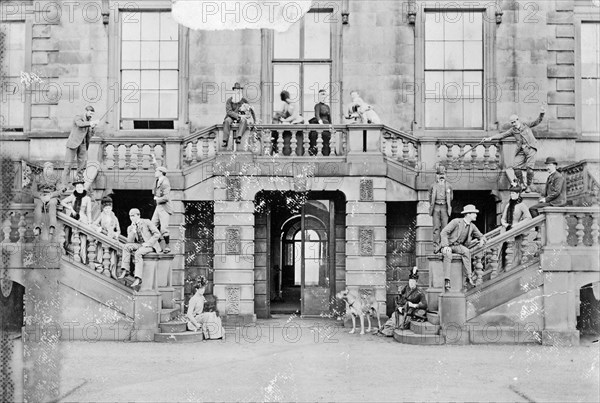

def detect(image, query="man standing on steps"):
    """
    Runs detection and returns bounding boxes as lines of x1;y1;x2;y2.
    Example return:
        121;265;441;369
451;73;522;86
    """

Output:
440;204;487;291
428;165;453;253
118;208;162;288
62;106;99;187
483;106;545;193
152;165;172;253
529;157;567;217
32;162;62;237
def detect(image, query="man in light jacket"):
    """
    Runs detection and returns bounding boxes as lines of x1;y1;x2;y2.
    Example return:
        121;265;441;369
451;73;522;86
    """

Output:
62;106;99;186
152;165;173;253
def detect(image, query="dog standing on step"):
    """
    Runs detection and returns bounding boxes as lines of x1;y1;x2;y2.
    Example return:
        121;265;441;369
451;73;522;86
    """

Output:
336;289;382;335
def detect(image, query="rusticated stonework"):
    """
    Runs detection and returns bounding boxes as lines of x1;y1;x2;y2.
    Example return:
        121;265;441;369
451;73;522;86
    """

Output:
359;227;374;256
226;286;241;315
226;177;242;201
360;179;374;201
226;227;241;254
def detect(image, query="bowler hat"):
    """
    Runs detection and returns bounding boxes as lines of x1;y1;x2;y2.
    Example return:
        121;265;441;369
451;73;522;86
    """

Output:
232;82;244;90
436;165;447;175
101;196;113;207
461;204;479;215
408;266;419;280
545;157;558;165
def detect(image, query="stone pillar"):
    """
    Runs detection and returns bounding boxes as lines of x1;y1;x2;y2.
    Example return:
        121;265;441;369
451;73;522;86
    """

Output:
344;178;387;317
212;176;256;324
438;256;469;344
168;189;186;305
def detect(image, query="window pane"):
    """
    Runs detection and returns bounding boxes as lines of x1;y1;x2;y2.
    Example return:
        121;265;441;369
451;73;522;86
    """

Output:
121;42;141;69
445;42;463;69
140;90;159;118
160;12;179;41
463;99;483;128
6;94;24;127
304;15;330;59
582;79;599;134
425;71;444;99
141;70;159;90
141;42;160;69
8;23;25;50
445;101;463;127
141;13;160;41
122;70;140;89
425;99;444;128
444;14;463;41
463;41;482;69
160;90;178;118
274;21;300;59
160;41;179;69
581;23;600;78
444;71;462;101
463;13;482;41
425;13;444;41
160;70;179;90
463;71;482;98
121;86;140;119
273;64;300;112
425;41;444;69
121;12;141;40
303;64;330;117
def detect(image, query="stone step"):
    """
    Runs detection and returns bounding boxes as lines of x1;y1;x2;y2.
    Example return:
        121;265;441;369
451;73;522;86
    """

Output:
159;321;187;334
469;326;542;345
427;312;440;325
410;321;440;335
393;329;445;345
160;308;180;323
154;331;205;343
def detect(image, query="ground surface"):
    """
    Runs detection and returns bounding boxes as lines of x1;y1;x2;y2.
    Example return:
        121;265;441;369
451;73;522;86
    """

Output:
47;316;600;402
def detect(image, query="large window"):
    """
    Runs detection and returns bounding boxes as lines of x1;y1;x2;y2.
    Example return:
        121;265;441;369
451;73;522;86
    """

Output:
272;10;332;119
120;11;179;123
424;10;484;129
1;21;25;130
581;22;600;136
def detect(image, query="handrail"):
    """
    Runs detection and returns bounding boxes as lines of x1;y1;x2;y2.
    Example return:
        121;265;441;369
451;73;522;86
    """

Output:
380;125;419;142
57;211;123;250
184;124;220;142
470;215;546;255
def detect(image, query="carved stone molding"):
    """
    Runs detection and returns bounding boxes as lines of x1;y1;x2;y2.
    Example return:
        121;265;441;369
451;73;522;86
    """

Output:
226;286;241;315
360;179;374;201
226;227;241;254
226;177;242;201
359;227;374;256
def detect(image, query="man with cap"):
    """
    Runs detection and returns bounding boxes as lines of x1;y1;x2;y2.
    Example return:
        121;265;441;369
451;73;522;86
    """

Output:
31;161;62;237
428;165;453;252
222;82;253;148
500;185;532;268
440;204;487;291
483;106;545;193
62;105;99;186
529;157;567;217
380;267;428;336
152;163;172;253
118;208;162;288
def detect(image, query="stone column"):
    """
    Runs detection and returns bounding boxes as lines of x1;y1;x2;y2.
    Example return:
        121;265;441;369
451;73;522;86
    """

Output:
212;176;256;324
344;178;387;318
168;189;185;305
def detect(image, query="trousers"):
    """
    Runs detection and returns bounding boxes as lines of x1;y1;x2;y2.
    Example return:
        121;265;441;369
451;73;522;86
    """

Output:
442;244;472;280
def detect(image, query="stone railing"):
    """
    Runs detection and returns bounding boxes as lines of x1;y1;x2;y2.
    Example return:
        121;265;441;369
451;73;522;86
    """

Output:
182;125;219;168
437;139;501;170
560;208;600;247
101;139;166;171
381;126;420;167
562;160;600;206
260;124;347;157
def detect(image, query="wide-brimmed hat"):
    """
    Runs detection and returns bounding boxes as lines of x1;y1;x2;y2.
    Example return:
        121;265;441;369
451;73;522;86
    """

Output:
156;166;167;174
232;82;244;90
461;204;479;215
72;177;85;185
408;266;419;280
545;157;558;165
101;196;113;207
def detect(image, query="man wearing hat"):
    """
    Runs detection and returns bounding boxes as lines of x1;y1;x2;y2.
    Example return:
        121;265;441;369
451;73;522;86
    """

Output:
529;157;567;217
380;267;428;336
500;185;532;268
440;204;487;290
428;165;453;252
483;106;545;193
222;82;253;148
152;164;172;253
118;208;162;288
31;162;62;236
62;105;99;186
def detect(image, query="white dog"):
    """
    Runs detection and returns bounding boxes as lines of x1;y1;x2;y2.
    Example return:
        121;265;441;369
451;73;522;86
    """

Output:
336;289;382;335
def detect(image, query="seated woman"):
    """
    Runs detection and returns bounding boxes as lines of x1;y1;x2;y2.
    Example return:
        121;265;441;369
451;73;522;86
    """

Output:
61;177;92;263
272;90;304;124
309;89;331;124
380;267;428;336
187;276;223;339
92;196;120;276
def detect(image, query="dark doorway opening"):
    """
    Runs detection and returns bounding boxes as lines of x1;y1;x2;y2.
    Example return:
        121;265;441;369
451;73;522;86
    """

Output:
578;283;600;339
0;280;25;334
451;190;498;234
111;190;154;236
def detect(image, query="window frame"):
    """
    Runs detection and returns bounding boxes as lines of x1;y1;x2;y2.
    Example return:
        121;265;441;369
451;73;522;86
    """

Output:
0;11;33;134
575;16;600;139
414;1;498;137
262;8;342;124
108;1;189;135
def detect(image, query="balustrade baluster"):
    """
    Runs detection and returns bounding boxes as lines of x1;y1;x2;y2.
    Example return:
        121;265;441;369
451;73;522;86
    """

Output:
191;140;199;163
330;129;338;156
576;214;585;246
505;239;514;272
72;229;81;263
591;216;599;246
124;145;132;170
489;245;499;279
88;239;98;271
137;143;143;169
103;145;110;170
392;138;399;159
521;230;530;264
58;225;67;253
458;146;465;170
470;145;477;170
381;134;387;156
445;143;453;164
316;131;324;156
290;130;298;156
474;255;484;285
483;145;490;170
18;213;27;243
202;138;210;160
2;213;12;242
277;130;284;156
412;142;419;167
401;141;409;164
102;243;111;275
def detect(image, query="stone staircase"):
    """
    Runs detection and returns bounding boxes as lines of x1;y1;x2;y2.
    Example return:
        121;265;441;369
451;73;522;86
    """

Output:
393;313;444;345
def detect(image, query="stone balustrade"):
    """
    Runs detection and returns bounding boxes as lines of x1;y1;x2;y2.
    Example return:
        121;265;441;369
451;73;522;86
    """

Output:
561;160;600;205
102;139;166;171
381;127;420;167
438;140;500;171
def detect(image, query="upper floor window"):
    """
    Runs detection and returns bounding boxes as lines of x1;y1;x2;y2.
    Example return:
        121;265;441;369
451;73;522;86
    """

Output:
1;21;25;131
424;11;483;129
581;22;600;136
272;10;332;119
120;11;179;126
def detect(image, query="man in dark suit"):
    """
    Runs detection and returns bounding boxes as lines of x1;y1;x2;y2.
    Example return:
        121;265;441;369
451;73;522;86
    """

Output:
530;157;567;217
152;165;173;253
428;165;453;252
440;204;486;291
223;82;252;148
62;106;98;186
118;208;162;288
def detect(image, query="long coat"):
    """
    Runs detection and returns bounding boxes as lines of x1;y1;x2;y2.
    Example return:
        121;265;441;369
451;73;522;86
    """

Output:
440;218;485;248
544;170;567;206
66;114;95;150
153;176;173;214
127;219;161;252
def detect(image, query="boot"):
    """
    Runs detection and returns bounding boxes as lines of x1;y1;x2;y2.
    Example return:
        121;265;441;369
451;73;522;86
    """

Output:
524;169;535;193
444;278;451;291
163;235;171;254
